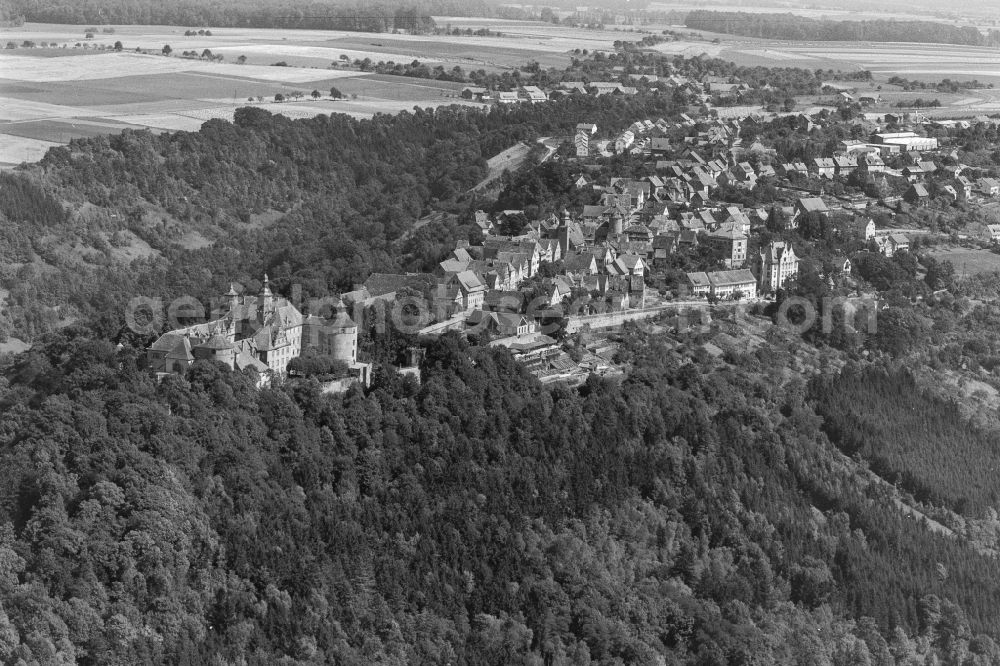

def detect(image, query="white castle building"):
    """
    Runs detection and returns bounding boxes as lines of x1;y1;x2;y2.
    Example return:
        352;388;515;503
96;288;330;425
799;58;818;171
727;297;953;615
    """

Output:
147;275;359;384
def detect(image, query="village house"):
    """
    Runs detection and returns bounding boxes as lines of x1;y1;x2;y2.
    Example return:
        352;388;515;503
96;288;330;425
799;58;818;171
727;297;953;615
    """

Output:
473;210;493;235
708;269;758;300
953;175;973;201
686;271;712;297
795;197;829;221
903;184;930;207
833;155;858;177
779;162;809;178
876;233;910;256
858;152;886;175
447;271;487;311
461;86;488;101
649;137;671;157
902;164;930;182
813;157;836;179
615;130;635;153
588;81;623;96
468;310;537;337
651;234;678;268
491;91;519;104
518;86;547;103
609;253;647;277
844;216;876;242
976;177;1000;197
557;82;588;95
704;225;748;268
564;251;599;275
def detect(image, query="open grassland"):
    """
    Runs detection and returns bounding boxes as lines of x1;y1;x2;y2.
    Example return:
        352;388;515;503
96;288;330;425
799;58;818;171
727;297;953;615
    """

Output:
928;247;1000;276
0;21;607;166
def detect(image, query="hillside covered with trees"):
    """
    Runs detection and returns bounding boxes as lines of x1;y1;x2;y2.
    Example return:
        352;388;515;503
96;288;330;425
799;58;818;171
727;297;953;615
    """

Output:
685;10;997;47
3;324;1000;663
0;0;436;32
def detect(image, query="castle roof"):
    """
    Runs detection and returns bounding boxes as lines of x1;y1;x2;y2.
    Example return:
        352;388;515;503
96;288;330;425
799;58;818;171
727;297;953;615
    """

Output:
194;334;234;351
165;337;193;361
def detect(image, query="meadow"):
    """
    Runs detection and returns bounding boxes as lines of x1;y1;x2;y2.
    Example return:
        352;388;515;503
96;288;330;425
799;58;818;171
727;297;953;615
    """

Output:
928;247;1000;276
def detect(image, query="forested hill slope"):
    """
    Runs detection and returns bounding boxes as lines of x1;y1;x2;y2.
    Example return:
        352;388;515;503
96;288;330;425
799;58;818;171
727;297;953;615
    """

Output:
685;10;994;47
0;0;436;32
0;95;677;343
2;326;1000;663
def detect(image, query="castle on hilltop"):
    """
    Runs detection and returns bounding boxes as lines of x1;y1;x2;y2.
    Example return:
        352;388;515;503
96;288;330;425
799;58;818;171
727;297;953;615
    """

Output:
146;275;360;385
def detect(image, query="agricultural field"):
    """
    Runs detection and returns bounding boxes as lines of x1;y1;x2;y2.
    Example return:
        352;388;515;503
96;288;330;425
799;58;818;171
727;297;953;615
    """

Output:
645;30;1000;116
648;2;955;24
0;21;614;167
711;40;1000;83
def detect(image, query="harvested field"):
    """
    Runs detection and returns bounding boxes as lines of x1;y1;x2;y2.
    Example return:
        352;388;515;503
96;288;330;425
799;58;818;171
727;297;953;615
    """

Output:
714;41;1000;83
0;22;582;165
211;43;434;65
0;133;59;166
327;74;467;101
0;119;147;142
0;52;361;83
0;25;516;167
0;97;94;122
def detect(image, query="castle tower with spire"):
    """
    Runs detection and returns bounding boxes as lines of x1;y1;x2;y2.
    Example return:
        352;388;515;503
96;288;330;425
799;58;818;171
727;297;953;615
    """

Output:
226;283;239;313
258;273;274;320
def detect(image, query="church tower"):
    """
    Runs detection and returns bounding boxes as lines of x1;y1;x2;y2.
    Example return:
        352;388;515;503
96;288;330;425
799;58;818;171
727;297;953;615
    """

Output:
557;208;572;257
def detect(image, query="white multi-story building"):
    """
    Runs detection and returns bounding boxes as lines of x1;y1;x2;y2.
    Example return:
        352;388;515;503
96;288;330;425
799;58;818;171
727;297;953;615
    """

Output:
758;242;799;293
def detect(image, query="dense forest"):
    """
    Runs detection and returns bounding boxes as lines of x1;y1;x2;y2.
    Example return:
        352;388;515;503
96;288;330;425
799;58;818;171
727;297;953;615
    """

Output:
0;0;436;32
2;323;1000;663
810;366;1000;516
685;10;997;47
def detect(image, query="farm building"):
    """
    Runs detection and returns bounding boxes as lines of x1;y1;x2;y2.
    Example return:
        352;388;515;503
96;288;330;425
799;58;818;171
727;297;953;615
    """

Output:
873;132;938;152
